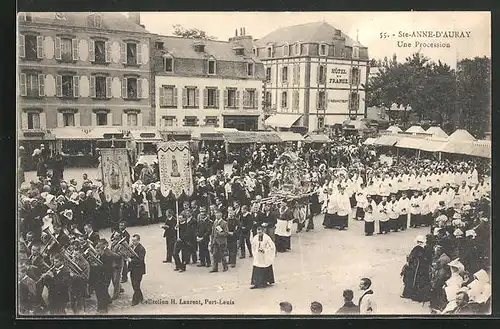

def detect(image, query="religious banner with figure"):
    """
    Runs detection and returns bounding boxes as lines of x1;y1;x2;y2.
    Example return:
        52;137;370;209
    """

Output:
100;148;133;203
157;142;194;199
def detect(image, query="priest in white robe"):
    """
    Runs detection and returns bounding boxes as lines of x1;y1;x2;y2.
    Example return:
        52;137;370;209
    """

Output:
250;225;276;289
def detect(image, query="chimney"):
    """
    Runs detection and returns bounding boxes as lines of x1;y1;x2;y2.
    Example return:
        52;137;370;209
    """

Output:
235;29;238;36
229;27;253;54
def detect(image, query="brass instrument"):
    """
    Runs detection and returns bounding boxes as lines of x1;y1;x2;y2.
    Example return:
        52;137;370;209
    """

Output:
112;236;139;259
62;248;88;280
83;240;103;267
40;228;59;256
36;265;56;284
29;253;52;271
19;274;37;295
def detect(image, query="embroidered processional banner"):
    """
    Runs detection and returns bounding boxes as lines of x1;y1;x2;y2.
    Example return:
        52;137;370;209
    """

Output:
100;148;133;203
157;142;194;199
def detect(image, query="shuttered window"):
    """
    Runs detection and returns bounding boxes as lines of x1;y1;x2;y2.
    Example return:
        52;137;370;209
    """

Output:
159;86;177;107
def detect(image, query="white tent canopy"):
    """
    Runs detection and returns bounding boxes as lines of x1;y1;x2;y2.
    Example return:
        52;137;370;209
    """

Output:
448;129;476;142
405;125;426;134
386;125;402;133
426;126;448;138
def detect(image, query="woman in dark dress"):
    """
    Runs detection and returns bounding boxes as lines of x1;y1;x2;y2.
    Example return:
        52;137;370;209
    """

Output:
400;235;431;302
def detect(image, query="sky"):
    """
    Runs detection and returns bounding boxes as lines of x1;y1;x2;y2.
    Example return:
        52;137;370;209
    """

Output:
133;11;490;69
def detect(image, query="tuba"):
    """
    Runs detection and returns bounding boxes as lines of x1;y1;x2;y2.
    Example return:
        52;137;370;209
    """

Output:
112;236;139;259
82;240;103;267
40;227;59;257
61;248;88;280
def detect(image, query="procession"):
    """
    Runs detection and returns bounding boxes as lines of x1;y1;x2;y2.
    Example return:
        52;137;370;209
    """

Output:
16;12;490;316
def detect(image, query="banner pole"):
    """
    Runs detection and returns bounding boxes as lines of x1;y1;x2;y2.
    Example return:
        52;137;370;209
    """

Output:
176;198;179;240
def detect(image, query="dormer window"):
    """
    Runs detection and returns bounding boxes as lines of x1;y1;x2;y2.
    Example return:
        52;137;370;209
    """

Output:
267;46;273;58
88;13;102;28
233;46;245;56
208;58;216;75
163;54;174;73
155;41;164;50
320;43;328;56
294;42;301;56
247;62;254;76
352;46;359;59
335;30;342;37
283;43;290;57
194;42;205;53
252;47;257;56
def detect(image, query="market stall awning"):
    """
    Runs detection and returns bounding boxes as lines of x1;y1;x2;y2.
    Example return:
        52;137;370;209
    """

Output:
426;126;448;138
342;120;368;131
396;137;423;150
200;132;225;141
50;127;124;140
448;129;476;142
265;114;302;129
386;125;403;133
363;137;377;145
277;131;304;142
419;138;448;152
373;134;403;146
441;140;491;158
129;130;162;142
224;131;282;144
470;140;491;158
405;125;426;134
304;134;331;143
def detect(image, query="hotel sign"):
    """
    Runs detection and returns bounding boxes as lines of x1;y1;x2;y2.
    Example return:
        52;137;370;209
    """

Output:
327;66;351;88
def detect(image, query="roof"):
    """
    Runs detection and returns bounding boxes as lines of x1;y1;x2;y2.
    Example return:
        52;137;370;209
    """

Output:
386;125;403;133
448;129;476;142
277;132;304;142
129;130;162;142
374;134;403;146
23;12;150;34
224;131;281;144
396;137;423;150
50;127;125;140
426;126;448;138
265;114;302;129
363;137;377;145
342;120;368;130
304;134;331;143
156;35;261;63
405;125;426;134
255;21;366;48
420;138;448;152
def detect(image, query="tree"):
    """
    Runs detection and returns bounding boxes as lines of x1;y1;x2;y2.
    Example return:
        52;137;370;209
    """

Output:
172;24;217;40
454;57;491;138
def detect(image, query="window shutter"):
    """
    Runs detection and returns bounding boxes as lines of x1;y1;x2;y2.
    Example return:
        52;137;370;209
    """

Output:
121;78;127;98
317;65;321;84
19;73;27;96
224;89;228;107
349;68;352;84
182;88;187;107
194;88;199;108
56;75;62;97
105;41;111;63
215;89;220;108
21;112;28;130
137;79;143;99
137;113;143;126
325;91;329;110
40;112;47;129
91;113;97;126
74;112;81;126
122;113;128;126
255;91;259;109
89;76;96;98
137;44;142;65
243;90;248;107
173;87;178;107
73;76;80;97
297;65;300;84
38;74;45;96
235;90;240;108
120;43;127;64
106;77;112;98
358;69;361;86
57;112;64;127
107;113;112;126
316;90;320;109
203;88;208;108
19;35;25;58
141;78;148;99
55;37;62;60
36;36;44;59
159;87;165;107
89;40;95;62
72;38;78;60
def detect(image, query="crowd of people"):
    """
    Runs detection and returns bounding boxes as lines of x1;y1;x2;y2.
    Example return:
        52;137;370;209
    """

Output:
17;135;491;315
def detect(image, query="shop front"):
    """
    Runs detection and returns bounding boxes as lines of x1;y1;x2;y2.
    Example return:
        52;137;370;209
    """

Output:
18;130;56;171
223;115;259;131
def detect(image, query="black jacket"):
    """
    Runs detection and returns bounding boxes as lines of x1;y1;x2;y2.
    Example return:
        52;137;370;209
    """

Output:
129;243;146;275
